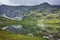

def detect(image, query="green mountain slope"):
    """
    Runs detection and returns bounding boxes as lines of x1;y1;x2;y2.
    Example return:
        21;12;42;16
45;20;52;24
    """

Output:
0;8;60;40
0;16;22;28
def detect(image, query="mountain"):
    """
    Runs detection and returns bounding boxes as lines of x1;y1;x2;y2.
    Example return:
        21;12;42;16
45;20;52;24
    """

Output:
0;2;57;20
0;15;22;28
53;5;60;8
0;2;60;39
30;2;52;10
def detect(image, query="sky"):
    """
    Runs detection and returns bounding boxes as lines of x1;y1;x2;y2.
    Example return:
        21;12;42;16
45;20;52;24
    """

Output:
0;0;60;6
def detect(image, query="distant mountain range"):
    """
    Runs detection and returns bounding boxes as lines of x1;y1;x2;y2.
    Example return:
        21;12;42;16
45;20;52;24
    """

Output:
0;2;60;20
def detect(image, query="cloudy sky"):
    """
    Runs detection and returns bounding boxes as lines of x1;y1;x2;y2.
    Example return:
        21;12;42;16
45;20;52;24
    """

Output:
0;0;60;6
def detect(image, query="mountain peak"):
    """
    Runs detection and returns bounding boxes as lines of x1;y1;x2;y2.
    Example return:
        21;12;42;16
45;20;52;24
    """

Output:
38;2;52;8
42;2;49;4
40;2;51;6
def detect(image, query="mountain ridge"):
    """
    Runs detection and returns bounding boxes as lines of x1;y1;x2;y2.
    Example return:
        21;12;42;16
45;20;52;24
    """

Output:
0;2;60;20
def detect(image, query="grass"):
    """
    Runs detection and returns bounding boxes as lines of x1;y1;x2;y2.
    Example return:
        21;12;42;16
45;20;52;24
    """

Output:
0;30;47;40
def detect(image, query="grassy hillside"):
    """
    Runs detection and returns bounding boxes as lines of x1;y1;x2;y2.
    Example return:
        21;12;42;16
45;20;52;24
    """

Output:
0;30;47;40
0;16;22;28
0;9;60;40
